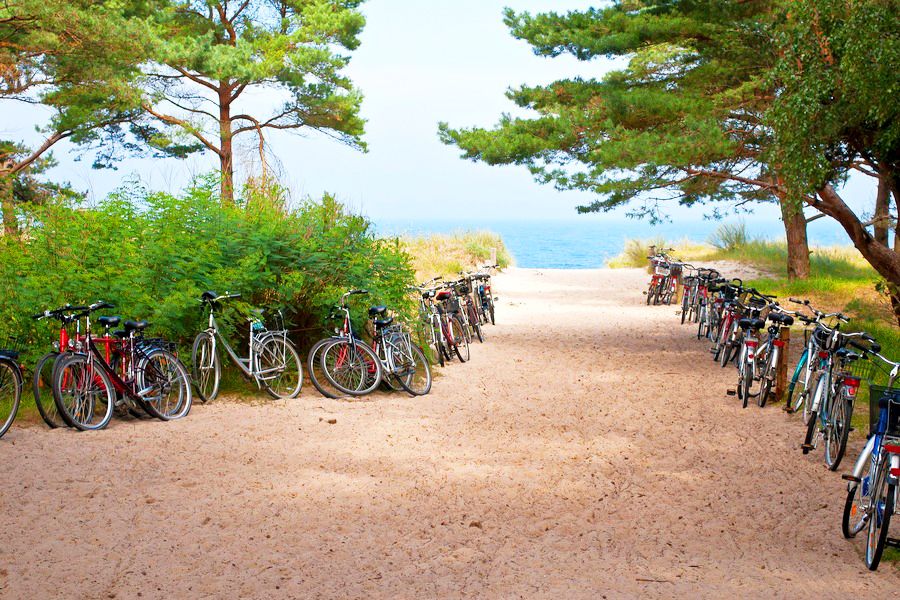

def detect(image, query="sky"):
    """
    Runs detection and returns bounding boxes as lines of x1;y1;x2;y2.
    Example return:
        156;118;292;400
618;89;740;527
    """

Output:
7;0;879;227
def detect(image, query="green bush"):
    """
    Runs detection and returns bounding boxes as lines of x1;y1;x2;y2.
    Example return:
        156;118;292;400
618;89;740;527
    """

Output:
0;175;415;366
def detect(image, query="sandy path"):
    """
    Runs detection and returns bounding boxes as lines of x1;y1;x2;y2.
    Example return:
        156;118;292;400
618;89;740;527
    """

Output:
1;267;899;599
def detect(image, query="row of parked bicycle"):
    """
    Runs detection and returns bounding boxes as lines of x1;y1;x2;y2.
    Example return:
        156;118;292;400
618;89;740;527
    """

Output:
647;249;900;571
0;267;498;437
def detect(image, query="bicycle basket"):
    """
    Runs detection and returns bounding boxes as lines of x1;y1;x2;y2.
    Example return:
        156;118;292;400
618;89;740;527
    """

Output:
849;357;879;382
868;384;900;437
654;263;671;276
813;327;832;351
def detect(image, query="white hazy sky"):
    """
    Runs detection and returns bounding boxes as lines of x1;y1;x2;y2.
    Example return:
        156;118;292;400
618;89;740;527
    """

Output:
8;0;877;224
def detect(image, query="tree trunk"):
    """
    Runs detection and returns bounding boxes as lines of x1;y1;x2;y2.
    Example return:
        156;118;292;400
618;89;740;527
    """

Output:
812;185;900;326
778;195;810;279
219;85;234;204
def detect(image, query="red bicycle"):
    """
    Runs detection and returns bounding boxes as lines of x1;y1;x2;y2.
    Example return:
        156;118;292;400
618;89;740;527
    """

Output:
52;301;192;430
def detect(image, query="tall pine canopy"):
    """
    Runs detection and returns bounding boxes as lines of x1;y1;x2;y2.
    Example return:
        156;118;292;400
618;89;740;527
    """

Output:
143;0;368;203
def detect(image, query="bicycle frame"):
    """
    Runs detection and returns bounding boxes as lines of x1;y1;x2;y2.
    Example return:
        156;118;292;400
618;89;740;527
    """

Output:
202;310;288;387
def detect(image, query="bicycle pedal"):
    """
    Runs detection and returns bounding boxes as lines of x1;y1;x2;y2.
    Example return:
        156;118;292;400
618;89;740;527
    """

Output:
783;406;794;413
726;389;736;396
842;474;861;483
801;443;814;452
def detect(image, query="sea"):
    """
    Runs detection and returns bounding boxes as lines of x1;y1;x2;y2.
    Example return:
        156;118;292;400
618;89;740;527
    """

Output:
376;216;854;269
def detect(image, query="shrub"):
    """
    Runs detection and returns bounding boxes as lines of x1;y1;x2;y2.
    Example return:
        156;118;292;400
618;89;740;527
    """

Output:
0;175;415;365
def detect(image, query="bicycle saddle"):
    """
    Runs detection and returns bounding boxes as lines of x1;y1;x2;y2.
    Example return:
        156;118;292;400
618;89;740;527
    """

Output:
374;317;393;328
768;312;794;326
738;318;766;331
368;305;387;317
98;316;121;328
124;320;149;331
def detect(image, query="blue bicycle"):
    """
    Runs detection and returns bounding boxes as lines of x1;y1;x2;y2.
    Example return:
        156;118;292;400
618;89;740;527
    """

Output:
842;352;900;570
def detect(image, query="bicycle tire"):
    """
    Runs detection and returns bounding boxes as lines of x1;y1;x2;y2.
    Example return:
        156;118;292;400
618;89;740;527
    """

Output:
825;397;852;471
139;348;192;420
488;298;495;325
395;343;432;396
321;339;382;396
33;351;66;428
646;282;653;305
865;465;894;570
306;339;344;399
681;292;689;324
431;324;445;368
256;335;303;399
758;346;777;408
0;358;22;438
843;455;876;538
802;410;817;454
805;372;825;425
450;316;469;362
191;332;220;403
52;353;115;431
739;358;752;409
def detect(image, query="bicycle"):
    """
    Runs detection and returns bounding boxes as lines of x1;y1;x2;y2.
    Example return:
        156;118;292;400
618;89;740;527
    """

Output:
368;306;432;396
191;291;302;402
436;285;471;362
316;290;384;396
53;302;192;430
841;352;900;570
474;266;497;325
784;299;849;420
0;336;24;439
32;304;90;428
750;304;796;407
456;273;485;343
801;329;875;470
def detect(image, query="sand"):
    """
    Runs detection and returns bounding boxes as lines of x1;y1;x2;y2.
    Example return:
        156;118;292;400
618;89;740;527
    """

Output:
1;267;898;599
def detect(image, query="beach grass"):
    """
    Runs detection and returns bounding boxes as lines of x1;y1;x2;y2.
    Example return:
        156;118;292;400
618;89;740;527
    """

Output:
398;229;514;281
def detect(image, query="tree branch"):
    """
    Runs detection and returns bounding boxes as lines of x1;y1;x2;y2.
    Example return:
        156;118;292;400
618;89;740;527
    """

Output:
142;104;223;157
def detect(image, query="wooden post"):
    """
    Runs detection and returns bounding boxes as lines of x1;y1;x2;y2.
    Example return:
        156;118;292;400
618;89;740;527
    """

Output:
775;326;790;404
489;247;497;267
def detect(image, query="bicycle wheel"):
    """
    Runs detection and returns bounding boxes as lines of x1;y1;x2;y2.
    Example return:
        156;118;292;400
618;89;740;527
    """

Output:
321;339;382;396
825;396;852;471
844;453;878;538
394;342;432;396
52;354;115;431
139;348;192;420
646;282;653;305
307;339;344;399
191;332;220;403
802;410;818;454
256;336;303;399
468;304;485;343
427;322;445;367
33;351;66;428
758;346;778;408
719;334;735;368
739;357;752;409
865;461;894;570
0;359;22;438
487;296;495;325
804;372;824;425
450;316;470;362
681;291;689;324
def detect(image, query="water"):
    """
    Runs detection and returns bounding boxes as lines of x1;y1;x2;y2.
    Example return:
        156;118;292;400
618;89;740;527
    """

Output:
377;216;854;269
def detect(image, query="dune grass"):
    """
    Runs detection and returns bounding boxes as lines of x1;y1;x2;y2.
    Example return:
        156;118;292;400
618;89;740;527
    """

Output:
399;229;513;281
